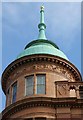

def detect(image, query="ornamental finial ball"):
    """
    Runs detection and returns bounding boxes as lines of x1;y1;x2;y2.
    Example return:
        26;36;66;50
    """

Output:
41;5;44;10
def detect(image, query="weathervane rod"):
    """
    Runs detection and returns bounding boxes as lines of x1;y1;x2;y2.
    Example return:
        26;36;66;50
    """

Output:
38;5;47;40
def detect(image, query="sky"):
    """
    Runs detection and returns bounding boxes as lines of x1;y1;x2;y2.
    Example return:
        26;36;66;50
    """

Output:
0;2;82;112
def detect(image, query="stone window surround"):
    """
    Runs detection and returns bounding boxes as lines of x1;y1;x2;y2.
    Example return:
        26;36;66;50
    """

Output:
11;81;17;104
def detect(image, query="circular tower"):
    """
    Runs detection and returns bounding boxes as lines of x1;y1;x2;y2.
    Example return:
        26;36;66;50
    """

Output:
2;6;83;120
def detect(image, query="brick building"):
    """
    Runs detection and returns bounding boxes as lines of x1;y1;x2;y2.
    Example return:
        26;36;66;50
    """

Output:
1;6;83;120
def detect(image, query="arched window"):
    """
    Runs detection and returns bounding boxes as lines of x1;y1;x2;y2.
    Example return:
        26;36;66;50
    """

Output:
69;86;76;97
79;86;83;98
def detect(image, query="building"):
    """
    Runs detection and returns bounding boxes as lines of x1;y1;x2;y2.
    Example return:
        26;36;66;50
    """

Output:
1;6;83;120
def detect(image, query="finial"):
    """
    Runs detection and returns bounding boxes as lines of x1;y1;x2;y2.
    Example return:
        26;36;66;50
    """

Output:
41;5;44;11
38;5;47;40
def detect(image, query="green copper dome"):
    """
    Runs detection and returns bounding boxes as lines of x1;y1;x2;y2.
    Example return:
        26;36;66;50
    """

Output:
17;6;68;61
17;39;68;60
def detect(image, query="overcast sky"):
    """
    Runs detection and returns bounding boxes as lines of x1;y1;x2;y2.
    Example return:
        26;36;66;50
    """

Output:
0;2;81;112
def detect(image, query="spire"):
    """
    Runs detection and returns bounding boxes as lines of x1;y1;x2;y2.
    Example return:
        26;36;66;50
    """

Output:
38;6;47;40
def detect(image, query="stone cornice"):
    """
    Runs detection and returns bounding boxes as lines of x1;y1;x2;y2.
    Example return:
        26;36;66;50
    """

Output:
2;97;83;118
1;54;82;94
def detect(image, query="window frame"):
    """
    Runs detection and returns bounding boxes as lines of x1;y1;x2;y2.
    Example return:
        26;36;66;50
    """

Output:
25;74;46;96
25;75;34;96
12;81;17;103
36;74;46;95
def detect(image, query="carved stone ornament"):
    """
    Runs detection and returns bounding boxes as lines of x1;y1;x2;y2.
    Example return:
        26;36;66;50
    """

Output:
32;64;74;81
57;84;67;97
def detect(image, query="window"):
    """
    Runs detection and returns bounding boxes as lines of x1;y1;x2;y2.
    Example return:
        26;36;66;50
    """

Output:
25;74;46;96
26;75;34;96
12;82;17;103
36;74;46;94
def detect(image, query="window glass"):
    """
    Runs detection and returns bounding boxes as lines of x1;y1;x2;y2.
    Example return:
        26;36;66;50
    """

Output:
26;75;34;96
12;82;17;103
36;74;46;94
37;75;45;84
